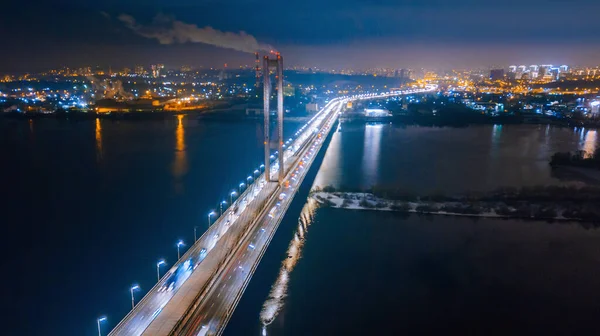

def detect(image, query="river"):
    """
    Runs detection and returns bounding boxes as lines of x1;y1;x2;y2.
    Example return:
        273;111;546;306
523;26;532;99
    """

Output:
1;119;598;335
224;122;600;336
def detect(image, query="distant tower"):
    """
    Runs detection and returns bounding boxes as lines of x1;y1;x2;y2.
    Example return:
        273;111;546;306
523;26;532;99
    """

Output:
262;53;285;184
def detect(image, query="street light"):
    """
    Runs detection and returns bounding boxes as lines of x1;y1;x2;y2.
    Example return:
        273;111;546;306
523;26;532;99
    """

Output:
97;316;107;336
230;191;236;205
239;182;245;193
194;226;198;241
208;211;216;226
247;176;253;183
130;285;140;309
259;164;265;172
176;240;185;259
220;200;227;216
156;259;166;282
254;169;260;178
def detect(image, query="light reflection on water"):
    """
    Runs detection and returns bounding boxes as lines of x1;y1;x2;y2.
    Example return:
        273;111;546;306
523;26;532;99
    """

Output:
259;198;318;328
314;124;600;194
172;115;188;193
312;121;342;189
362;123;383;189
248;124;600;335
95;118;103;162
582;130;597;158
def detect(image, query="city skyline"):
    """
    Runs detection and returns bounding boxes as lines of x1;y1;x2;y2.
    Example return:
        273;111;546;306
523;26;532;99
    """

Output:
2;0;600;72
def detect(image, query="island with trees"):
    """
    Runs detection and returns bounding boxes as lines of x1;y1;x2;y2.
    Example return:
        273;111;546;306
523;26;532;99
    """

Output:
310;185;600;223
549;150;600;182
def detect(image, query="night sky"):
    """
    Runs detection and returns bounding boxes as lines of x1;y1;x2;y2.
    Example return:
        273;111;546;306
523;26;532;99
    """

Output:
1;0;599;72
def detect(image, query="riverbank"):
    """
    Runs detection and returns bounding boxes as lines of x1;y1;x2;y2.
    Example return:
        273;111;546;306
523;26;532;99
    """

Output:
311;191;600;223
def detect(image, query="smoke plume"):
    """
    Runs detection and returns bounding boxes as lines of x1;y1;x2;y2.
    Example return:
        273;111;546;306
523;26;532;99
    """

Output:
118;13;274;53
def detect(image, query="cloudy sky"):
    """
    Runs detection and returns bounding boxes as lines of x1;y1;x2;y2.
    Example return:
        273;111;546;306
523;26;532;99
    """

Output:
1;0;599;71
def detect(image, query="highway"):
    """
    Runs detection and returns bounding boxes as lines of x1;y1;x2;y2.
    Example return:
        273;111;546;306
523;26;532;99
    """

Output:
108;86;436;336
172;97;342;336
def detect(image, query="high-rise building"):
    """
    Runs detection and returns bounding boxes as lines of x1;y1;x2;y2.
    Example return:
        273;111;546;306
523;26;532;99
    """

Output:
549;67;560;80
490;69;505;81
399;68;412;80
509;65;517;73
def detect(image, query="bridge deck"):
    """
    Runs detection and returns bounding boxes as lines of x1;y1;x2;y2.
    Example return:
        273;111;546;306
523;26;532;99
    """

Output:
108;87;435;336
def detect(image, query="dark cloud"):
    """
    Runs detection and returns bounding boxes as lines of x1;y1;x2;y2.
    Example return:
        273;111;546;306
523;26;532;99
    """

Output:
0;0;599;71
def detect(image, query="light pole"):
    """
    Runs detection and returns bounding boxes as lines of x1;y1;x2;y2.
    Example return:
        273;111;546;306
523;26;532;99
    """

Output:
230;191;236;205
208;211;216;227
176;240;184;259
194;226;198;241
247;176;253;193
239;182;245;193
130;285;140;309
220;200;227;216
156;259;166;282
97;316;107;336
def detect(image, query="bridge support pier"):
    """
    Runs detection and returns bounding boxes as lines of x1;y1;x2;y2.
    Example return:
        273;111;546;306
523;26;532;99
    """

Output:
262;54;284;184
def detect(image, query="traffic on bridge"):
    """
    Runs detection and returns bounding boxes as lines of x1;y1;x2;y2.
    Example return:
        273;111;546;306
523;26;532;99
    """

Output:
106;85;436;336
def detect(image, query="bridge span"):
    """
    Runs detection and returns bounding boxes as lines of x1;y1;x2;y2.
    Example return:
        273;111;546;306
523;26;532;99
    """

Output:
108;86;435;336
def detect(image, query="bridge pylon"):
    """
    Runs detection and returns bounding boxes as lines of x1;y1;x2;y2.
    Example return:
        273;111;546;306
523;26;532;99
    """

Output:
262;53;285;184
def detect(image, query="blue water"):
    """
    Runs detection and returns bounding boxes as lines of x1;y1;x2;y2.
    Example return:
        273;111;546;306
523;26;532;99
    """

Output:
2;119;600;335
224;123;600;336
0;116;300;335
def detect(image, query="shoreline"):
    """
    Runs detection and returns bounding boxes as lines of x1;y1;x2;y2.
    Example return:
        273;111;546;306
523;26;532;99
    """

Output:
553;166;600;183
311;191;599;223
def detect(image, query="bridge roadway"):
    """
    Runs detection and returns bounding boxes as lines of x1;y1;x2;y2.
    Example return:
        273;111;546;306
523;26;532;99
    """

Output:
108;86;435;336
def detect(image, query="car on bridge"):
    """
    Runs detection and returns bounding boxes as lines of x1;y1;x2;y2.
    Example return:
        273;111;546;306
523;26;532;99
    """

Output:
268;206;277;218
159;259;193;293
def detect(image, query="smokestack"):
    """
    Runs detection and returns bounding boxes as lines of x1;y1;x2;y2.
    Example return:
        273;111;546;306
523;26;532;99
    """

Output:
263;56;271;182
276;54;284;184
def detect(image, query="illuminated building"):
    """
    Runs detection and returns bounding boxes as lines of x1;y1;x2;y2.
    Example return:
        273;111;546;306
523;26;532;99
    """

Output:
364;108;391;117
399;68;412;80
591;100;600;117
306;103;319;113
151;64;164;78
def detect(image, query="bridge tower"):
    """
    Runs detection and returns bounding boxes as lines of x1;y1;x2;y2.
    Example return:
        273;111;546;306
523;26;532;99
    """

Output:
263;53;285;184
254;52;261;94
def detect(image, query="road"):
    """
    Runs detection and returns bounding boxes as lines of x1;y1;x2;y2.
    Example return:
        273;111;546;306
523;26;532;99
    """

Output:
108;86;436;336
173;96;342;336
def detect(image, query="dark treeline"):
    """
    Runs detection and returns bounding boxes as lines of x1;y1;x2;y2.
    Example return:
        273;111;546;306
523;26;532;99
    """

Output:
314;184;600;222
550;150;600;169
316;184;600;203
